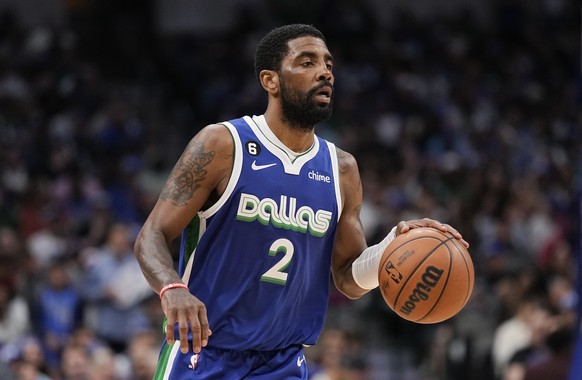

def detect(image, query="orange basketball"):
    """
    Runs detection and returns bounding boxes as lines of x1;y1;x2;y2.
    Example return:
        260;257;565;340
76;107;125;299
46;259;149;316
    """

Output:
378;227;474;324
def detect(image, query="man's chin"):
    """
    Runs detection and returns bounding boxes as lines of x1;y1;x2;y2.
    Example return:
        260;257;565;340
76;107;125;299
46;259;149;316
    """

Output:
316;103;332;111
281;101;332;127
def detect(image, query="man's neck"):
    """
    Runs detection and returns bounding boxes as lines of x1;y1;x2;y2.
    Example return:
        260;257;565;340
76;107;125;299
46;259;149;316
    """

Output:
263;109;315;153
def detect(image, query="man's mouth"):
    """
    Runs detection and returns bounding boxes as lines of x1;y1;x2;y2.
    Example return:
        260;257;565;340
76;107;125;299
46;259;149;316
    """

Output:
314;85;333;103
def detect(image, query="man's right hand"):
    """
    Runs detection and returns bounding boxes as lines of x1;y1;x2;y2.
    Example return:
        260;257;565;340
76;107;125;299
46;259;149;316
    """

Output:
161;289;212;353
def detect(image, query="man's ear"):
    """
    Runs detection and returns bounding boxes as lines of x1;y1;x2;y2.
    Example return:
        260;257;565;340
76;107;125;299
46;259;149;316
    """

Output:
259;70;279;95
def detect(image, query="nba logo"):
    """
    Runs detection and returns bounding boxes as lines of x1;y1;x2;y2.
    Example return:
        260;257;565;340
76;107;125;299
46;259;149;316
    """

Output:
384;261;402;284
189;353;200;370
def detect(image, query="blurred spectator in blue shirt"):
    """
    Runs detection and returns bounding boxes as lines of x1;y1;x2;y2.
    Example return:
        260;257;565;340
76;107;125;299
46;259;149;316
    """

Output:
80;222;152;352
33;258;83;375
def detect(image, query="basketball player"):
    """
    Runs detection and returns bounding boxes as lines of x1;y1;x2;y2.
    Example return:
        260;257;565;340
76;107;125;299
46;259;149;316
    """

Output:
134;24;469;379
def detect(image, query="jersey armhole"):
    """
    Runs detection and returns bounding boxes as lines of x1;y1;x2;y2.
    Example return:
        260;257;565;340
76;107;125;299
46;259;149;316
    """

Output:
326;141;343;220
199;122;243;218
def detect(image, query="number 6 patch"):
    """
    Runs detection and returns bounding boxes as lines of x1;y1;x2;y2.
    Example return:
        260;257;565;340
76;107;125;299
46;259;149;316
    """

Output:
245;141;261;156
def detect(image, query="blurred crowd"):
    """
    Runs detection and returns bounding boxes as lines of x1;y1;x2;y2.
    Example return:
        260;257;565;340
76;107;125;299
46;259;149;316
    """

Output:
0;0;580;379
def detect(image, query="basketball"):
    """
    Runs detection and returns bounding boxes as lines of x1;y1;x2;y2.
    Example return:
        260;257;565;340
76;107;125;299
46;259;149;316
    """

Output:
378;227;474;324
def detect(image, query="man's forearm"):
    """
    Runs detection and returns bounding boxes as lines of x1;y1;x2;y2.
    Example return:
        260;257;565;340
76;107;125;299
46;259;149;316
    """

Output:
134;228;183;293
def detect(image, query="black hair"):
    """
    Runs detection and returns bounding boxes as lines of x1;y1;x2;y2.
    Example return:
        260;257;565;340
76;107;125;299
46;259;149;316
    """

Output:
254;24;326;80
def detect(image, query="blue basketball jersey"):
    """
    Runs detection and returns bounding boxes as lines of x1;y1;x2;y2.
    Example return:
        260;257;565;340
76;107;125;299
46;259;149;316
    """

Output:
176;115;342;351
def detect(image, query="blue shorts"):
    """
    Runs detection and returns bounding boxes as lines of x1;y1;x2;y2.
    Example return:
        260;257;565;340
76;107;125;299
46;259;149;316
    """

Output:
153;340;308;379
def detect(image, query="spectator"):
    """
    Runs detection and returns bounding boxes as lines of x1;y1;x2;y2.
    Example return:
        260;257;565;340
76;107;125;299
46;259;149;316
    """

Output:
523;326;575;380
492;296;547;378
0;280;31;349
503;302;553;380
4;337;51;380
309;327;348;380
87;345;118;380
80;222;152;353
33;258;83;375
12;360;51;380
25;204;70;271
60;344;90;380
124;330;159;380
15;337;49;377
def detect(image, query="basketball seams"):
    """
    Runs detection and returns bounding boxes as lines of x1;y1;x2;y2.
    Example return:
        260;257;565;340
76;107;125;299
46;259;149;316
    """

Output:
416;237;454;323
378;235;447;288
391;237;452;314
378;234;444;275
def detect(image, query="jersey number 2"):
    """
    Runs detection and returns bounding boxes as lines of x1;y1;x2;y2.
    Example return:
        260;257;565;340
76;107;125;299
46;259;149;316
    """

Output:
261;238;294;285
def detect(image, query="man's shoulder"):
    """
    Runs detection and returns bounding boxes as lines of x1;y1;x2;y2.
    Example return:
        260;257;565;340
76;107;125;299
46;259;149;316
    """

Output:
196;122;237;144
200;116;253;136
334;146;357;174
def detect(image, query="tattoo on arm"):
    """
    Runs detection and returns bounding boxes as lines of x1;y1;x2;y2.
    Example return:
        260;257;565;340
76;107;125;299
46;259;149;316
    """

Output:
160;141;215;206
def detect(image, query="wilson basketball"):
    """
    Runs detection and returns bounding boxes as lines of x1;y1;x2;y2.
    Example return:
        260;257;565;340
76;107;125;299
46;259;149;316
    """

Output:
378;227;474;324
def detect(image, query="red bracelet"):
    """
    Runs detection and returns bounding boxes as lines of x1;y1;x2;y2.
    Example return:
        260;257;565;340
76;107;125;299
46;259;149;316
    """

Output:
159;282;189;300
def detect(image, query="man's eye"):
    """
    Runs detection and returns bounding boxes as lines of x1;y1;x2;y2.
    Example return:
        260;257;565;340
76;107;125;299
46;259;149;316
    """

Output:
301;61;314;66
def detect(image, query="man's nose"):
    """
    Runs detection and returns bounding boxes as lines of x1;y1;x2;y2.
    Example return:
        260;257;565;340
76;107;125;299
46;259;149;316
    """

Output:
318;65;333;82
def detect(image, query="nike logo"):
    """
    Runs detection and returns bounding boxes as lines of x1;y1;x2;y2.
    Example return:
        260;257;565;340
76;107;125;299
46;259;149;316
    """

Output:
296;355;306;367
251;160;277;171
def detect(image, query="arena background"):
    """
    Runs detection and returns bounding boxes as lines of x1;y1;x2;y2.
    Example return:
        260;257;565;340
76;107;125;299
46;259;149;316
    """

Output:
0;1;579;379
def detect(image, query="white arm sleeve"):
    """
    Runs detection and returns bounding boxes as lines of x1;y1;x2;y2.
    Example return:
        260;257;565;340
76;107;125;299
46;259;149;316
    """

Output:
351;226;397;290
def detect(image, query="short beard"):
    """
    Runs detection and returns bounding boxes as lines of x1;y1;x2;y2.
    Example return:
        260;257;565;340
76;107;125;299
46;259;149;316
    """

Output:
279;78;333;131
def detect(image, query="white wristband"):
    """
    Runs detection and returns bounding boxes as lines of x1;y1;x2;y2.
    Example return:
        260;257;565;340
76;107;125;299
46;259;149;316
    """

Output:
351;226;397;290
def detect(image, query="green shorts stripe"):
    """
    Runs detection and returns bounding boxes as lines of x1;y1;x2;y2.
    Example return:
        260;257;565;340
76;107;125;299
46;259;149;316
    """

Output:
153;341;179;380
